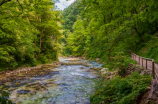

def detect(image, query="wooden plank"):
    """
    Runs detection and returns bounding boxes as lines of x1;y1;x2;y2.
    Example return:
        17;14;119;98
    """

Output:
142;58;146;68
147;60;152;70
140;56;153;60
152;61;155;79
155;63;158;71
146;59;147;69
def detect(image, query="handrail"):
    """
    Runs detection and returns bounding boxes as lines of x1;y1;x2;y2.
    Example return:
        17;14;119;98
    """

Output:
131;53;153;60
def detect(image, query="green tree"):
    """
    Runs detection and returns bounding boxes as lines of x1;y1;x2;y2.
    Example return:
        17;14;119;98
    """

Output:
0;0;62;70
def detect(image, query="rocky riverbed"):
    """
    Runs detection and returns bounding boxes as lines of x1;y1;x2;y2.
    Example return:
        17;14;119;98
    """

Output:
1;57;102;104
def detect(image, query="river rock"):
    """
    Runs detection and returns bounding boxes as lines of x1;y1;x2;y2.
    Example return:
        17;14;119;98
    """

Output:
96;58;99;61
107;72;111;76
30;91;36;95
101;68;108;75
81;67;84;69
39;94;43;99
17;90;31;94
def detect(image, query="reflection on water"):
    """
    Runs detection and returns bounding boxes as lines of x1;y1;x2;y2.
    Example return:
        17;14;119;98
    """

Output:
6;58;102;104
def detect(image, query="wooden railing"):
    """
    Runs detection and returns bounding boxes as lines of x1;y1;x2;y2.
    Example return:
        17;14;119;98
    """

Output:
131;53;158;100
131;53;158;81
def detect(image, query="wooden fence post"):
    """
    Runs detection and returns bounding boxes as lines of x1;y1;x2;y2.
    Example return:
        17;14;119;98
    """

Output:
142;58;143;67
132;53;133;59
146;59;147;69
152;60;155;79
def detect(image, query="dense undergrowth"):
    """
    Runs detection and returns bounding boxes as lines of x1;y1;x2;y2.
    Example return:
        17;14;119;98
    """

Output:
90;72;152;104
137;33;158;63
89;53;152;104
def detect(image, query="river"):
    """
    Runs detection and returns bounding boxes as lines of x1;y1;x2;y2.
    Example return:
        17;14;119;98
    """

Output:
4;58;102;104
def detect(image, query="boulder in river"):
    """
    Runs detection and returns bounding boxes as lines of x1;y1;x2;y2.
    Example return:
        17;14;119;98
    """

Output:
81;67;84;69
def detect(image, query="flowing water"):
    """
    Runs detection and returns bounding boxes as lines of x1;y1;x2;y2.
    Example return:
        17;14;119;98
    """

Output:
5;58;102;104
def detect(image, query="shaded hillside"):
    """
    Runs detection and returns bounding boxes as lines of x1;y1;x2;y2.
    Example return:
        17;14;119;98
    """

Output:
62;0;84;34
64;0;158;62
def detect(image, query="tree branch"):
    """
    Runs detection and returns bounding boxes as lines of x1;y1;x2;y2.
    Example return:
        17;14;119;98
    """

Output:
133;26;145;42
0;0;23;19
0;0;11;7
16;0;23;16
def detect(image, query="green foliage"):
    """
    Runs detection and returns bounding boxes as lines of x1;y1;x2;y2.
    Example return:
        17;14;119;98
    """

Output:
0;86;12;104
63;0;158;63
90;72;152;104
61;0;157;103
62;0;84;32
102;52;137;76
104;52;136;69
138;34;158;63
61;0;85;56
0;0;62;70
65;19;87;56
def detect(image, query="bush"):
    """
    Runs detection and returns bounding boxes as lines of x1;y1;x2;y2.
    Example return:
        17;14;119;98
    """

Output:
103;52;136;76
90;72;152;104
40;54;49;63
0;86;12;104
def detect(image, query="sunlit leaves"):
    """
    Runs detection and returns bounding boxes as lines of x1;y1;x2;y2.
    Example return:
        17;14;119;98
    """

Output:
0;0;61;69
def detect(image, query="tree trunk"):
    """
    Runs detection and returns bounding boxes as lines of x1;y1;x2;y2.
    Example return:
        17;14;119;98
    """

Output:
37;28;45;59
133;27;145;42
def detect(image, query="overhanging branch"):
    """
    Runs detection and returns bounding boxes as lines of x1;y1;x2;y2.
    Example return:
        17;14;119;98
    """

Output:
0;0;11;7
0;0;23;19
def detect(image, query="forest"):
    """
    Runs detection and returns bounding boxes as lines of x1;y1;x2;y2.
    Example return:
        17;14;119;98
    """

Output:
0;0;62;71
62;0;158;103
0;0;158;103
63;0;158;63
